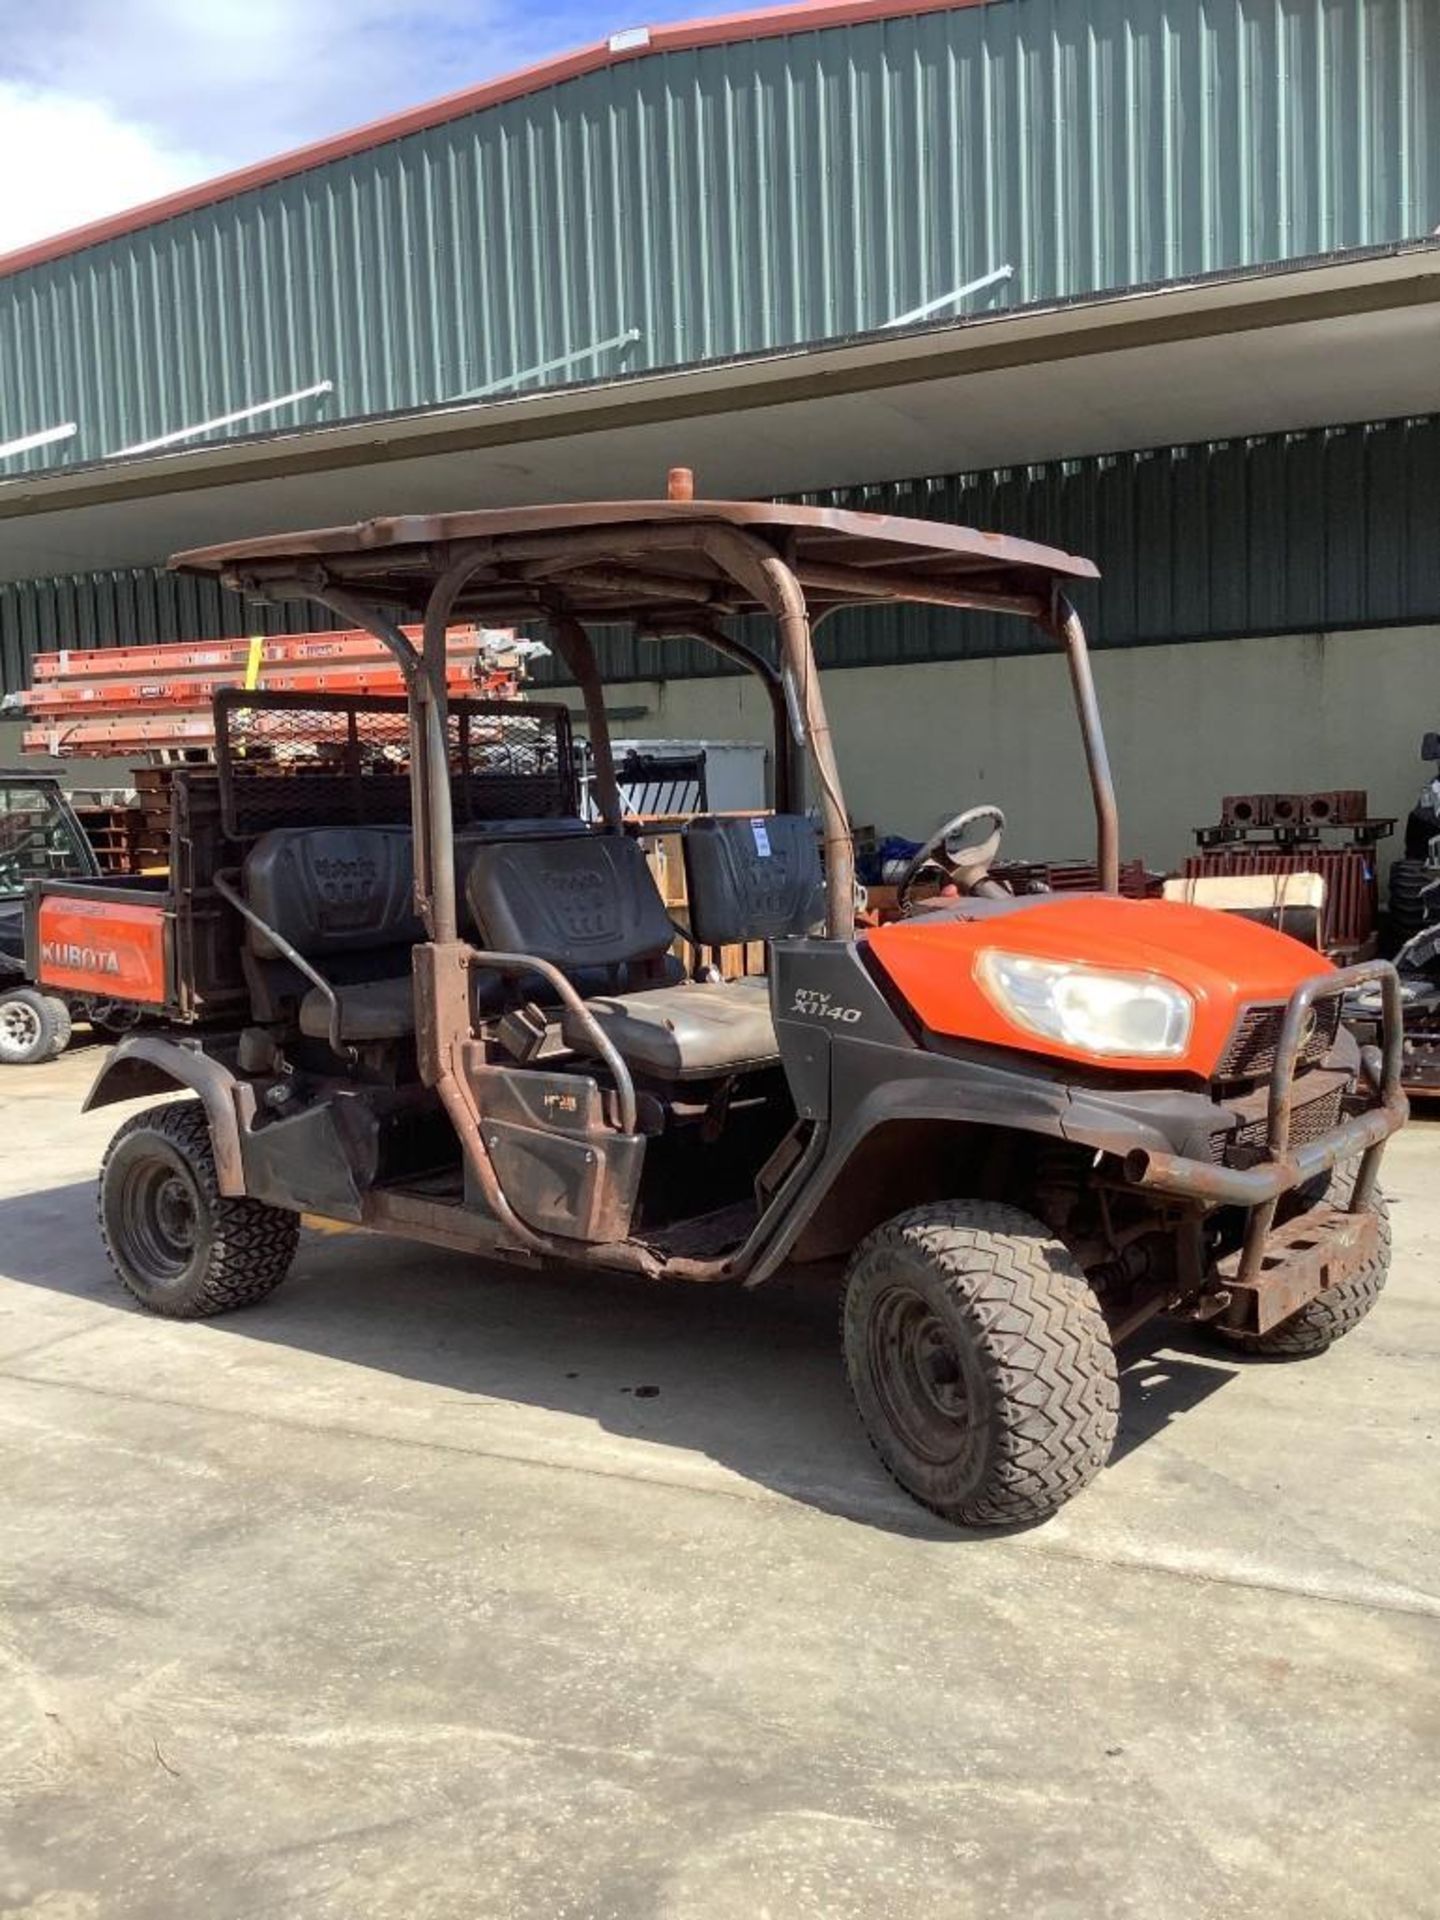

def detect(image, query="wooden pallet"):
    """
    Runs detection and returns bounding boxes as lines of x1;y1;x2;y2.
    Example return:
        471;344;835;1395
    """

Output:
71;801;145;876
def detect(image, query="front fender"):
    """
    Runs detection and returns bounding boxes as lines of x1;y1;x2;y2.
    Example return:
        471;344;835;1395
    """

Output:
745;1033;1223;1285
84;1036;250;1196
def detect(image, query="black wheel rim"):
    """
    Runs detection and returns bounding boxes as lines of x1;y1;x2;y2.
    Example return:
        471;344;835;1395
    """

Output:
866;1284;978;1468
116;1154;201;1284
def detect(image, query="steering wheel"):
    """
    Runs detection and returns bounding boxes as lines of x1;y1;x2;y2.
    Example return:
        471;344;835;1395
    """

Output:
895;804;1007;912
0;821;57;874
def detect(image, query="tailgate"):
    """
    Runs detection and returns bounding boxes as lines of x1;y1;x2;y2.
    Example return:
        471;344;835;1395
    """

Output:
29;883;172;1007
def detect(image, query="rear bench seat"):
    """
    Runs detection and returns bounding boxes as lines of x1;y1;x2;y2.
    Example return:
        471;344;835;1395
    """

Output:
240;818;590;1043
242;825;422;1041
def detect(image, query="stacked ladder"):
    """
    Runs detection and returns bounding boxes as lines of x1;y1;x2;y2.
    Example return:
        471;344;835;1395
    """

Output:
12;626;524;758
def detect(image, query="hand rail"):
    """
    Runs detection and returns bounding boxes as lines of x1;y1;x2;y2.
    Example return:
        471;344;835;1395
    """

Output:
213;870;353;1063
462;946;638;1135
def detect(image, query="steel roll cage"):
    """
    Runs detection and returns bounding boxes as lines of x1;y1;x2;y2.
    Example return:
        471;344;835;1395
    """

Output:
195;516;1117;1274
230;522;1119;976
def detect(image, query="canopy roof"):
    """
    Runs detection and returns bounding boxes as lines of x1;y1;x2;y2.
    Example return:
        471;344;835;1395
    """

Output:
171;498;1097;626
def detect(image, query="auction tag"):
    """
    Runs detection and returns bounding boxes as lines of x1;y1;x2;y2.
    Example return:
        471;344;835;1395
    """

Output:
750;818;772;857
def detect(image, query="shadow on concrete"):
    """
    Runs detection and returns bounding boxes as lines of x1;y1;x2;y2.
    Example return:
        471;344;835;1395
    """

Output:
1111;1342;1239;1463
0;1175;1244;1538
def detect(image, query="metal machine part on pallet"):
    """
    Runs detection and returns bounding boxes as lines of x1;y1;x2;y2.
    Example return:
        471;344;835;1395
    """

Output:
1188;791;1392;963
1199;791;1394;851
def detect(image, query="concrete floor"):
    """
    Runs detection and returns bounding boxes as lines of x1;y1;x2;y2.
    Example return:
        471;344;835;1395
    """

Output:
0;1048;1436;1920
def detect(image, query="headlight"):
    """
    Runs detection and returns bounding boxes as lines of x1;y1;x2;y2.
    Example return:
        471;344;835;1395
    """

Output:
976;950;1194;1059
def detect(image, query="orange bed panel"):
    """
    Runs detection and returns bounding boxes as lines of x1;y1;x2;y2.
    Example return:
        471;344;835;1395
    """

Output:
35;895;170;1005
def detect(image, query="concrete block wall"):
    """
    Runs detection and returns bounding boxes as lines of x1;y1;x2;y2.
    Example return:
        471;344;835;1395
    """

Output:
599;625;1439;874
5;623;1433;882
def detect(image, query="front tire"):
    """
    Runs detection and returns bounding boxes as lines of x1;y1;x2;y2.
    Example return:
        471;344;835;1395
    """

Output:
1213;1157;1390;1358
843;1200;1119;1528
98;1099;299;1318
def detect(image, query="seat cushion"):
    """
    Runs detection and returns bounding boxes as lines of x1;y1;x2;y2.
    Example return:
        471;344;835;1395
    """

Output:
563;977;777;1080
297;960;683;1047
300;975;416;1043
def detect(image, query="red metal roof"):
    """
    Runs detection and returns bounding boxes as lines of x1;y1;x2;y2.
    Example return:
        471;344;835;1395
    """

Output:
0;0;991;282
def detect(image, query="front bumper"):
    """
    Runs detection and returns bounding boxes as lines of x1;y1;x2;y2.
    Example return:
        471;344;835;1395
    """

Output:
1213;1203;1382;1334
1120;961;1407;1212
1116;962;1404;1330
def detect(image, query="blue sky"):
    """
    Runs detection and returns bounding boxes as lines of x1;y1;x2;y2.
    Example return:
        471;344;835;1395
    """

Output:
0;0;730;252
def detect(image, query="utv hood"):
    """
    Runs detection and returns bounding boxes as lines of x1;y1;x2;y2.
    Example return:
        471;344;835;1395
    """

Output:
865;894;1333;1078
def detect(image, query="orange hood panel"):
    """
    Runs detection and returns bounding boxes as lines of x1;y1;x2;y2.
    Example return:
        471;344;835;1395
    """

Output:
864;896;1333;1076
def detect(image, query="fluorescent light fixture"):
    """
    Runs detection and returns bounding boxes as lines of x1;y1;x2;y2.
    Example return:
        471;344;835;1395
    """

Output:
110;380;334;457
0;422;78;461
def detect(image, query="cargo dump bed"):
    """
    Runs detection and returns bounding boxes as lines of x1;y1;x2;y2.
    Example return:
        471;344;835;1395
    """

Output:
27;770;247;1022
25;692;573;1029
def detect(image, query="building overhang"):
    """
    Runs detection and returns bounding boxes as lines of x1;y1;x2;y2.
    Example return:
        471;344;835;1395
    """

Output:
0;241;1436;586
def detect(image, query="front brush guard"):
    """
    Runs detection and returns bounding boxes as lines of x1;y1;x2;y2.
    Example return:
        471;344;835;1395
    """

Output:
1119;961;1407;1273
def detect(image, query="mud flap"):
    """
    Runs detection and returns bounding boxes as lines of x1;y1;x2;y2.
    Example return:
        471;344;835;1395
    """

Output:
240;1098;380;1223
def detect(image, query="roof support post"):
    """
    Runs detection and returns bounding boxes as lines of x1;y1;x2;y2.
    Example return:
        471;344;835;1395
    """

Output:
697;526;854;938
547;611;623;832
420;546;492;945
641;614;795;814
1048;593;1119;895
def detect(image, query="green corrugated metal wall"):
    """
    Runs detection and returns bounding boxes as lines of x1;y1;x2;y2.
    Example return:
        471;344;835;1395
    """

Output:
559;415;1440;684
1;0;1435;473
4;416;1437;697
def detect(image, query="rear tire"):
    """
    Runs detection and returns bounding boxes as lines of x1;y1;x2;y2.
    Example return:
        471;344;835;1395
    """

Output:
0;986;62;1065
42;995;73;1057
98;1099;299;1318
1212;1157;1390;1359
843;1200;1119;1528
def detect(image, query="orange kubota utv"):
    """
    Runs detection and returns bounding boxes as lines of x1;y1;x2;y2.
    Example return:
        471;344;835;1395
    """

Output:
31;483;1406;1528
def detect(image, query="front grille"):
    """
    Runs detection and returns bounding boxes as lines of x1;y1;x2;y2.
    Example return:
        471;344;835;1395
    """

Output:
1216;996;1342;1081
1209;1078;1344;1165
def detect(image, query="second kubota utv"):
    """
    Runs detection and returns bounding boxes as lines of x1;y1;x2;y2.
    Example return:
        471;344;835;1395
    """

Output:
35;482;1406;1528
0;770;103;1064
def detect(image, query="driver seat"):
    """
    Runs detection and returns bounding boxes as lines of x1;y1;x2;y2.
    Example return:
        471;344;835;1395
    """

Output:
464;820;821;1081
563;976;778;1081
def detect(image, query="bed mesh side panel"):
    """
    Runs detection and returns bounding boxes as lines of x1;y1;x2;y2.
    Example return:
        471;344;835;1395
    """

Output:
215;692;576;838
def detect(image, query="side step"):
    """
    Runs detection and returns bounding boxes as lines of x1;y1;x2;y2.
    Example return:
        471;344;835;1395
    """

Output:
640;1200;758;1262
